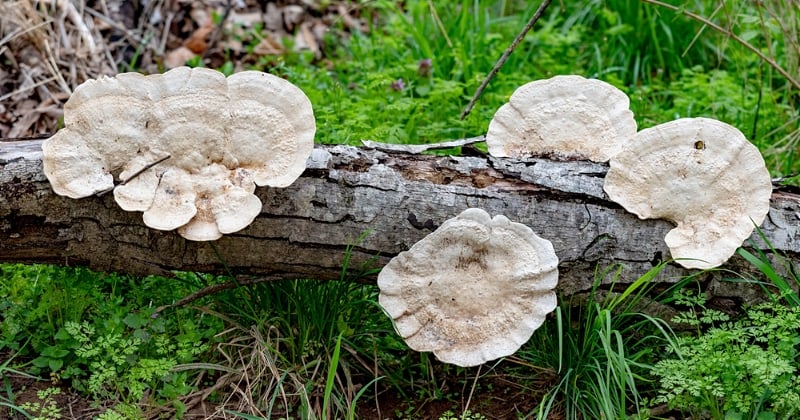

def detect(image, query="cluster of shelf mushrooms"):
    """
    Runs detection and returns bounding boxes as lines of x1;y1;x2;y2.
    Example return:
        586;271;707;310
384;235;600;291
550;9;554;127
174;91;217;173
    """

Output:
42;67;314;241
42;70;772;367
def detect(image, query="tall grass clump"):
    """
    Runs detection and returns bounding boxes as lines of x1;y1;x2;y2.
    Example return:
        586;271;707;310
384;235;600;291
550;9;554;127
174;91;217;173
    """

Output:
558;0;711;86
519;263;674;419
550;0;799;176
208;237;386;418
738;233;800;308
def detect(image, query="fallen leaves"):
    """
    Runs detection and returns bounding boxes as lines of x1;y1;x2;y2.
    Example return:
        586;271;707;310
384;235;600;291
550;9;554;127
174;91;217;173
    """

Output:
1;0;369;140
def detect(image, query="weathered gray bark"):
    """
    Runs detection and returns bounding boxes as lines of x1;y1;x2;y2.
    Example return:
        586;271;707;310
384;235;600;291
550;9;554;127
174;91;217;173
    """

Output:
2;139;799;296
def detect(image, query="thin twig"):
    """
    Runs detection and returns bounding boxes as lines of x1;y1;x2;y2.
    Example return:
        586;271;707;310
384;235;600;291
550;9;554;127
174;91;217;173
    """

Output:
0;18;52;47
153;274;285;314
94;154;171;196
0;134;54;142
83;6;146;45
43;39;72;95
54;0;96;53
119;154;171;184
361;135;485;154
427;0;452;49
642;0;800;92
201;0;234;61
459;0;553;120
680;2;722;59
463;365;481;416
0;76;57;102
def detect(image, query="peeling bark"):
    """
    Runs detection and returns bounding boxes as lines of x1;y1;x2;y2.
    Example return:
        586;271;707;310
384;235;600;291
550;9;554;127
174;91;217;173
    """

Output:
2;140;799;296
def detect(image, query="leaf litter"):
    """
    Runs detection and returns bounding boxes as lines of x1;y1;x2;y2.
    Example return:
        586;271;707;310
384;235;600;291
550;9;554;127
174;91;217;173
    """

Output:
0;0;370;141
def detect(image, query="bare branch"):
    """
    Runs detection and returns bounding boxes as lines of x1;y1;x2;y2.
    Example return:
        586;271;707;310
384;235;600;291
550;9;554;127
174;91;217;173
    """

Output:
460;0;553;120
361;135;485;154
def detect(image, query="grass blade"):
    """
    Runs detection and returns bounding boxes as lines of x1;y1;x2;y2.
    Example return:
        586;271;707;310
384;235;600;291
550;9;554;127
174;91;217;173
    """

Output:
322;334;344;420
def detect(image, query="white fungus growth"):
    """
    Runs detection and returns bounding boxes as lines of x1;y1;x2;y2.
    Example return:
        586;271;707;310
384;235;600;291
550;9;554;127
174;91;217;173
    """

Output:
486;75;637;162
378;208;559;367
604;117;772;269
42;66;315;241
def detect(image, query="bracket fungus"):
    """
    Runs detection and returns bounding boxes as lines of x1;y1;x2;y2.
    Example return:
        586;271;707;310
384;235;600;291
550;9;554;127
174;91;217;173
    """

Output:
42;66;315;241
378;208;558;367
486;75;637;162
603;117;772;269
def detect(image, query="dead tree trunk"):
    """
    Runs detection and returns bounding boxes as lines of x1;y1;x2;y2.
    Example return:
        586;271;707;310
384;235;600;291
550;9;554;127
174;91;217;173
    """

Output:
2;139;799;295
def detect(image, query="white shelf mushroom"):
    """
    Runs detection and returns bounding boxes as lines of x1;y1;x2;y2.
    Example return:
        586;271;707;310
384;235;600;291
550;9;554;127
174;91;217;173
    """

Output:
603;117;772;269
378;208;558;367
486;75;637;162
42;66;315;241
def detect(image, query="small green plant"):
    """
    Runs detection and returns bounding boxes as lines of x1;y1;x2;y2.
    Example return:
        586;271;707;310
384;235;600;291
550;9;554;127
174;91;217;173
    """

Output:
95;403;145;420
437;409;487;420
1;263;221;414
652;289;800;418
50;310;207;410
95;409;126;420
0;264;107;356
18;387;62;420
0;347;39;418
63;320;175;401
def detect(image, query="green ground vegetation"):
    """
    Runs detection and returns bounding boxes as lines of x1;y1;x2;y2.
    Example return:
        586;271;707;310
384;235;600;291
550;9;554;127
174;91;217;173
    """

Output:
3;0;800;418
224;0;798;177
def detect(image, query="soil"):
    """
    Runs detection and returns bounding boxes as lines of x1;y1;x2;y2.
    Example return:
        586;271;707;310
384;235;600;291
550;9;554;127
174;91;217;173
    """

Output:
3;372;551;420
356;372;555;420
5;375;97;419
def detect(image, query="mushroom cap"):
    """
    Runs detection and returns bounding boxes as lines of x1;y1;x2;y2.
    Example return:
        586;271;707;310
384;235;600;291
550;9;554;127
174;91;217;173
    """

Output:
378;208;558;367
486;75;636;162
43;66;315;241
603;117;772;269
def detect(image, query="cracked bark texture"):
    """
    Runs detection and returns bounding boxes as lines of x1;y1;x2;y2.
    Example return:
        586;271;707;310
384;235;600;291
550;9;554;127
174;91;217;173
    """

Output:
2;139;799;296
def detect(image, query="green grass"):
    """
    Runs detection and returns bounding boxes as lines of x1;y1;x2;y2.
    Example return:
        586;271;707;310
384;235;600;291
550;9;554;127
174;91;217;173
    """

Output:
738;226;800;307
191;0;800;175
198;234;390;418
244;0;797;175
0;348;37;419
519;263;675;419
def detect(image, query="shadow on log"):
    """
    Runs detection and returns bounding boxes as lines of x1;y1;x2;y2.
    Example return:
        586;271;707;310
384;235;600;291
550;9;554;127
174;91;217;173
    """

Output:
2;139;799;297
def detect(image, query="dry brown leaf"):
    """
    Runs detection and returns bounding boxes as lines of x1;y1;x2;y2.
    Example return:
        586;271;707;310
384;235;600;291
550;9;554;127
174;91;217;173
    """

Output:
337;3;367;32
8;100;40;138
294;22;319;57
229;11;262;27
184;20;214;54
165;46;197;69
283;5;306;31
252;34;284;56
263;3;283;32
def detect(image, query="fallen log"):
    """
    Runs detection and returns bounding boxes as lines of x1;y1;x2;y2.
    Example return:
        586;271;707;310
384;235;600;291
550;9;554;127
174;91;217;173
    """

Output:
2;139;799;296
